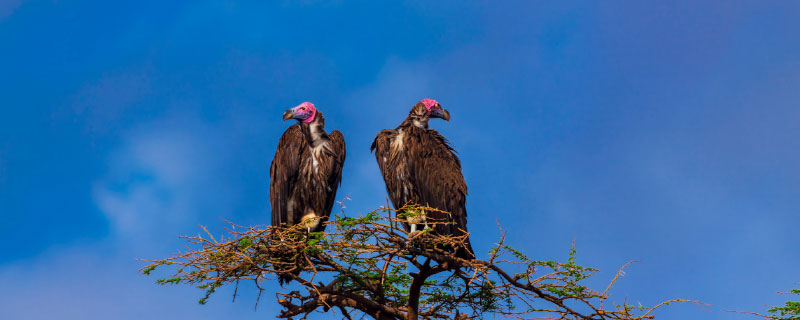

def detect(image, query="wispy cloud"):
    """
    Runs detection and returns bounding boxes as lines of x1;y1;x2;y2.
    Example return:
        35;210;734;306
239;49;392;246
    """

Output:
0;0;24;21
92;115;235;238
0;241;273;319
0;113;272;318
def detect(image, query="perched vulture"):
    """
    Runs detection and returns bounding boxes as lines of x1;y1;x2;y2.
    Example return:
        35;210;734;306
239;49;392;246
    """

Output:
270;102;346;234
370;98;474;259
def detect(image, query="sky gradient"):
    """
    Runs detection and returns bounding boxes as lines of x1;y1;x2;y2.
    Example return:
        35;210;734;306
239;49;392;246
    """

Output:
1;1;798;319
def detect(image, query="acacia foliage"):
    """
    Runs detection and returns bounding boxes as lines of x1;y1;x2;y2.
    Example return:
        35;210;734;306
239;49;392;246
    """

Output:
768;287;800;320
732;285;800;320
140;205;692;319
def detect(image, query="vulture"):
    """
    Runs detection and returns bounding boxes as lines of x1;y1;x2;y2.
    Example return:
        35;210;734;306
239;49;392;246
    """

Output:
370;98;474;259
270;102;346;234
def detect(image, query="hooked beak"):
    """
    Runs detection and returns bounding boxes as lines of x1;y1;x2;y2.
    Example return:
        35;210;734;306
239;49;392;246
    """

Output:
431;108;450;122
282;109;294;121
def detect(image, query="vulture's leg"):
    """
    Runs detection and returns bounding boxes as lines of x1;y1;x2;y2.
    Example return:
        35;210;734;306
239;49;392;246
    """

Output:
301;211;319;237
407;208;426;236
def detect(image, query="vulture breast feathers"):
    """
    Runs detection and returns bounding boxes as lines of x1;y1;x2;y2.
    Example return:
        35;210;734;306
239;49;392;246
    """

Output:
270;103;345;233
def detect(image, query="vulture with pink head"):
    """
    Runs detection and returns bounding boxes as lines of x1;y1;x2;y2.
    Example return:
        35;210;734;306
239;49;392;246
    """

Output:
371;99;474;259
270;102;346;234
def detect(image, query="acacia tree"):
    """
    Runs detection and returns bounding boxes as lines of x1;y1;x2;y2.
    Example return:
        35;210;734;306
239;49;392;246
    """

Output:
140;204;694;319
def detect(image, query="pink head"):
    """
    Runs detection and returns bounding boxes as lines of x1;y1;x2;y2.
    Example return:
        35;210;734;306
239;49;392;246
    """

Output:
418;98;449;121
283;102;317;123
420;98;438;111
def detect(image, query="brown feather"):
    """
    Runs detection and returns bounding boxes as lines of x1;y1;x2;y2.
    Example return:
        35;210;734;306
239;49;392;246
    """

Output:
270;125;304;227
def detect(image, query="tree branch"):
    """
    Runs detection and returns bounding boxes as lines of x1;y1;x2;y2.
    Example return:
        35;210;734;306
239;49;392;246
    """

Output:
139;206;695;320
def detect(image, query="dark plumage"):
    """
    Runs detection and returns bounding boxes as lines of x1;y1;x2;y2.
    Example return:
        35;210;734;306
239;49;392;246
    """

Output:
371;99;474;259
270;102;346;234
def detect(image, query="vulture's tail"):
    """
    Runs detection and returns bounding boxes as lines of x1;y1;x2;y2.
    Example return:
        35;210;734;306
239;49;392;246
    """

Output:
278;271;298;286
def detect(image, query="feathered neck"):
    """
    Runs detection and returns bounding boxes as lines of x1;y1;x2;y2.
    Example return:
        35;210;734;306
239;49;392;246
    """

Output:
299;111;327;147
399;103;430;129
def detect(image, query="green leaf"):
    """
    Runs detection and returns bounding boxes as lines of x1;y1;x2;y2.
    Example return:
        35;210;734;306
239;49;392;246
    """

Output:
239;237;253;249
141;266;156;275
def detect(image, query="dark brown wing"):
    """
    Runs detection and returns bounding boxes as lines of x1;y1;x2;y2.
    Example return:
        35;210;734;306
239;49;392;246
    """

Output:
269;125;305;227
322;130;346;219
371;129;408;209
370;129;393;180
408;127;473;257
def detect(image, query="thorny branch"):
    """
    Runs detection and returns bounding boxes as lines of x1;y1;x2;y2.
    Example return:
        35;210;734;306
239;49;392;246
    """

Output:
139;205;696;320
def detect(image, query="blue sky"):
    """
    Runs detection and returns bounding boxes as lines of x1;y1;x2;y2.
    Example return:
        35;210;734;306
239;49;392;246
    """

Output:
1;1;798;319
